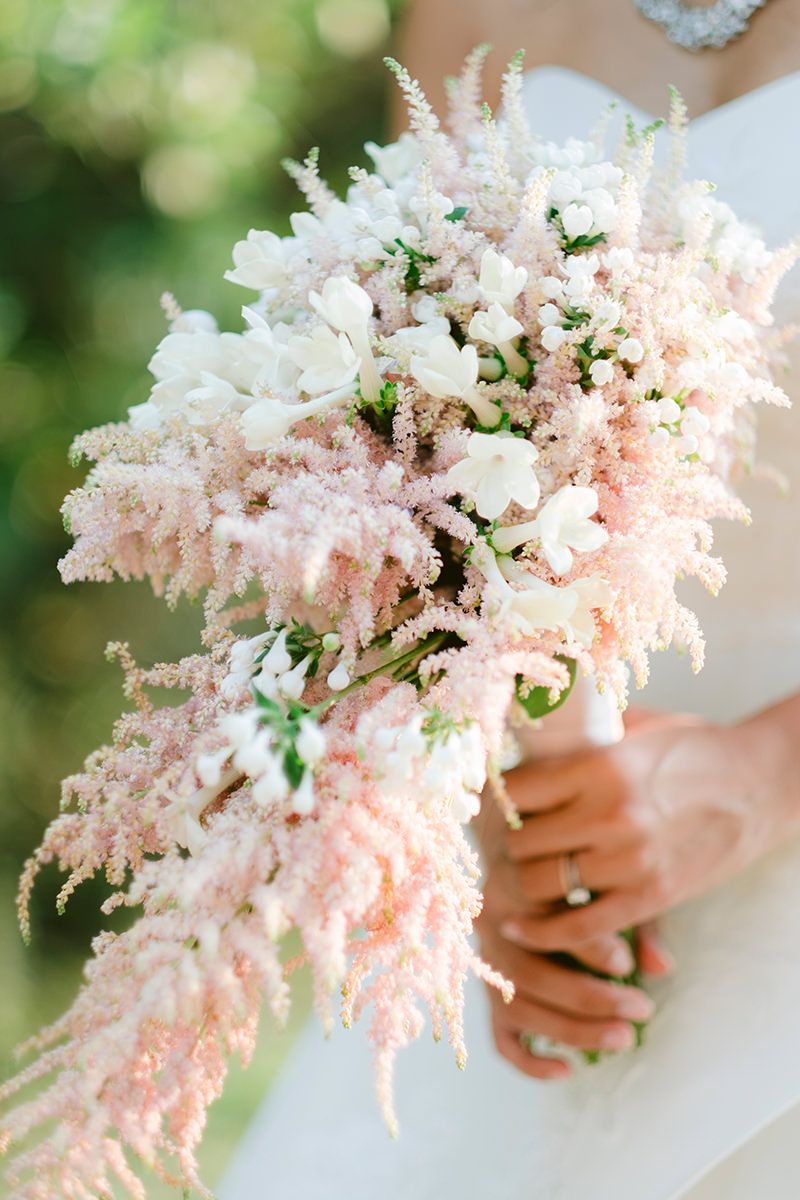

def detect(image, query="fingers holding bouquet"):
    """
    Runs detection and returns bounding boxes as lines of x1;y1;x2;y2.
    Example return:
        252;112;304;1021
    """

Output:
477;797;666;1078
477;909;657;1080
499;713;776;952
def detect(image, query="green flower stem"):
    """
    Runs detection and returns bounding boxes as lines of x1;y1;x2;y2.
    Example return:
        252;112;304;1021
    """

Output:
312;631;450;716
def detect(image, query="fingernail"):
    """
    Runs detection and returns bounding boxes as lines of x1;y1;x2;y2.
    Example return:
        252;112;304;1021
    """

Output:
501;921;523;943
616;992;655;1022
656;945;676;974
609;946;634;975
600;1025;635;1051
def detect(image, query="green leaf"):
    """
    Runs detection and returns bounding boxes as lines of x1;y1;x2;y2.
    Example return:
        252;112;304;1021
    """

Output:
255;693;282;717
283;746;305;790
515;657;577;720
444;206;469;223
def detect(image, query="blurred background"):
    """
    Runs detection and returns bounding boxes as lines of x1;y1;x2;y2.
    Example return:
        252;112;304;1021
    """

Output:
0;0;402;1190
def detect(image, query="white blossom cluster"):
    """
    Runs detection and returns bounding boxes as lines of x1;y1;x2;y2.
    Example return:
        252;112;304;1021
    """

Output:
360;711;486;825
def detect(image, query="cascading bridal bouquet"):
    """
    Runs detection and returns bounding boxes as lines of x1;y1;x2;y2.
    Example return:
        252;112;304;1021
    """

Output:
2;50;795;1199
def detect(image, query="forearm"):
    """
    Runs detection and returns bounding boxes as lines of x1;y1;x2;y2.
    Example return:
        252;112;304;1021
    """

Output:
735;690;800;856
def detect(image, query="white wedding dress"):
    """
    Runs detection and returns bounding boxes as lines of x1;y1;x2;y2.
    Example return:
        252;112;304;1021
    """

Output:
220;69;800;1200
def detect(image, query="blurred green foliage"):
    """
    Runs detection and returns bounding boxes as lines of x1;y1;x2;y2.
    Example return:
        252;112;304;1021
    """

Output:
0;0;402;1189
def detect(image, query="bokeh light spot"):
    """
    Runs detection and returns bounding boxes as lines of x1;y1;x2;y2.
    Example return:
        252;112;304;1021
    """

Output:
0;56;37;112
315;0;390;58
142;143;226;217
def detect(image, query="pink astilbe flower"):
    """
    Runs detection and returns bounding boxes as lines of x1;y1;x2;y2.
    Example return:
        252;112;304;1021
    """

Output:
3;55;796;1199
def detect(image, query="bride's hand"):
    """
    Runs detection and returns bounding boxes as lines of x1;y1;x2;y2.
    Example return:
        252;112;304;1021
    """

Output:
476;821;664;1077
498;707;800;952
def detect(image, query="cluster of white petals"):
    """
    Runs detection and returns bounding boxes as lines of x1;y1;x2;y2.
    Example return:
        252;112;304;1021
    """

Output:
363;712;486;824
445;431;540;520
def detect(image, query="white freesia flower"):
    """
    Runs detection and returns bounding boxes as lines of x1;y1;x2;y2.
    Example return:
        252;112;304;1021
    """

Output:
411;294;440;323
128;401;162;431
649;425;671;449
536;486;608;575
479;356;505;381
618;337;644;364
165;792;208;857
262;628;292;674
593;300;622;330
240;398;310;449
242;308;301;394
295;717;327;768
326;661;351;691
538;303;561;327
365;132;424;184
310;275;372;331
476;544;611;645
183;374;247;425
234;730;277;779
166;767;239;856
674;406;711;456
562;254;599;303
240;381;356;450
493;485;608;574
408;189;455;229
657;396;682;425
149;329;225;387
278;655;312;701
343;186;408;259
445;431;540;521
477;249;528;311
411;334;501;428
549;170;583;206
288;325;360;394
485;552;577;635
681;406;711;437
562;203;594;240
366;713;484;825
541;325;567;352
564;574;614;645
170;309;219;334
195;747;232;788
468;304;528;378
225;229;291;291
251;667;280;700
309;276;382;402
504;560;611;645
143;325;259;429
505;575;577;636
564;252;599;274
252;757;290;807
292;771;316;816
388;315;451;357
582;186;617;233
541;276;564;300
219;708;262;748
589;358;615;386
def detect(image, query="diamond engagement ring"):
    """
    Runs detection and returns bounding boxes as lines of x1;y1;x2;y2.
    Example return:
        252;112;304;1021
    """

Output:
561;853;592;907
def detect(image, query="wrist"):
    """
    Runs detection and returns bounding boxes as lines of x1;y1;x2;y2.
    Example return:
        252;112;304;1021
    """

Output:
732;698;800;856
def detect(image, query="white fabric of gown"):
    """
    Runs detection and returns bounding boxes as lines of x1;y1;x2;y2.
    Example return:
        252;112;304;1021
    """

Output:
220;69;800;1200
